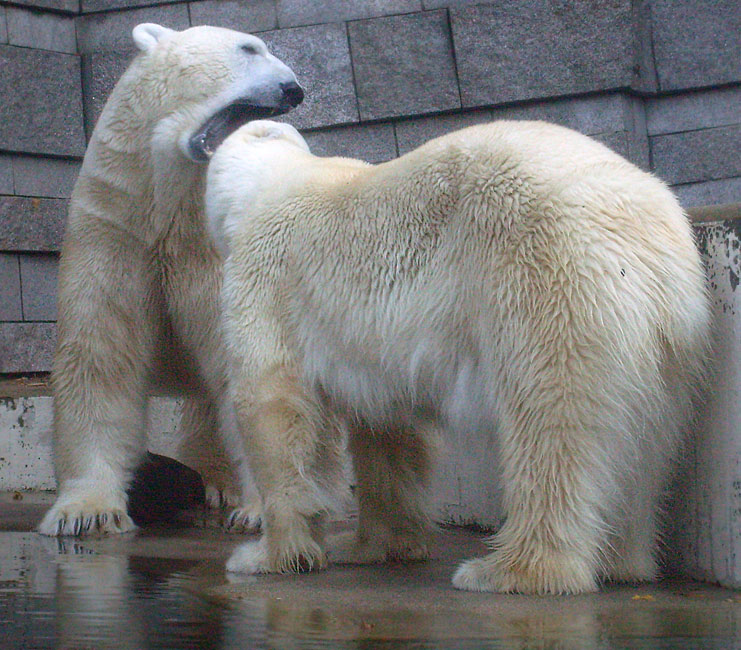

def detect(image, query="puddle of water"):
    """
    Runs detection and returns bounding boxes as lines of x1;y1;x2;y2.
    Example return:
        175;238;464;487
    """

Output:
1;531;740;649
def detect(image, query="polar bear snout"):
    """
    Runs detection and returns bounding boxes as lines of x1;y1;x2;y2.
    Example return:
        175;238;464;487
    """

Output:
279;81;304;109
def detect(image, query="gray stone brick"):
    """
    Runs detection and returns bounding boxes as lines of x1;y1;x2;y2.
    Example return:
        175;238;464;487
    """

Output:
82;1;180;12
276;0;421;28
651;125;741;186
395;109;492;155
76;4;190;53
189;0;277;33
673;177;741;209
20;254;59;321
0;322;56;373
0;7;7;44
646;86;741;137
10;1;79;13
81;51;134;136
12;157;81;199
349;10;459;121
0;197;67;252
423;0;479;7
451;1;636;108
0;254;22;321
0;46;85;158
303;123;397;163
488;94;634;137
0;156;13;195
652;0;741;91
591;131;649;170
6;7;77;54
261;22;358;130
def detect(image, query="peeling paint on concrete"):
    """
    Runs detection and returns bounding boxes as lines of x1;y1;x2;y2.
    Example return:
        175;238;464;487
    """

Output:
0;397;183;491
667;220;741;589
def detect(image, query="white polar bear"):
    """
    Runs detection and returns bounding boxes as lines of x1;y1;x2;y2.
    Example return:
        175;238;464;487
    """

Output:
38;24;303;537
206;120;710;594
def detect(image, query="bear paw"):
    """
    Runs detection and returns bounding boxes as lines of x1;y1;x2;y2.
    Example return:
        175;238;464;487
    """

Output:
328;531;430;565
204;485;241;509
226;537;327;574
225;502;263;533
38;491;136;537
452;552;598;595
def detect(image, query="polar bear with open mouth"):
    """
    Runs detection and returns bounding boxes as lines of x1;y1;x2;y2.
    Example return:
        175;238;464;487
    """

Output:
39;25;304;538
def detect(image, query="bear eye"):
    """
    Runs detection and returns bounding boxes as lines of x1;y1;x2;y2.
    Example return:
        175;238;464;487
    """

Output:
241;44;259;55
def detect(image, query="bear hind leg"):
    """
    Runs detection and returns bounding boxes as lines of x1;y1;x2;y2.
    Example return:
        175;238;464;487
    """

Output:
329;421;434;565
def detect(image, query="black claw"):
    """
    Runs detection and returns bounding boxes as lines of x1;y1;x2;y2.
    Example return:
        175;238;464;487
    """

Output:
227;510;239;528
57;519;65;535
73;518;81;536
100;513;108;527
84;515;94;532
113;513;122;528
95;514;101;531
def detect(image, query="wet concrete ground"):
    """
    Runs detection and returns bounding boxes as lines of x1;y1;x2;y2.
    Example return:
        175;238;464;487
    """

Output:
2;492;741;649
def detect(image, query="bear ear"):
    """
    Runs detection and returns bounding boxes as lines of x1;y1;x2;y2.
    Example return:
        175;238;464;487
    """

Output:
132;23;174;53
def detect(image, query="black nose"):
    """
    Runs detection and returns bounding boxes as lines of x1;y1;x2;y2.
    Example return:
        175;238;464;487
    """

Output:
280;81;304;107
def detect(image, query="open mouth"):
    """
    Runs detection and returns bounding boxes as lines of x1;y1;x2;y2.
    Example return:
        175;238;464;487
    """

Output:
188;100;292;162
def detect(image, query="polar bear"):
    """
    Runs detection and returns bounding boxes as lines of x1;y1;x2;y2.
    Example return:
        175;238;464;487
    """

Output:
206;120;710;594
38;25;303;537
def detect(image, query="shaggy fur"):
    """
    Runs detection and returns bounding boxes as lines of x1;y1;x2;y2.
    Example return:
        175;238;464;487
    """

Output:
38;25;302;537
207;120;710;594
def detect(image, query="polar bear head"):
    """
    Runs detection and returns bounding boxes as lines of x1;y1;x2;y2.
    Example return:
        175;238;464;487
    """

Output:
205;120;311;256
117;23;303;164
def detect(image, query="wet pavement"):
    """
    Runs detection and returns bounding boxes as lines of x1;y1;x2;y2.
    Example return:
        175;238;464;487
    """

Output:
2;492;741;649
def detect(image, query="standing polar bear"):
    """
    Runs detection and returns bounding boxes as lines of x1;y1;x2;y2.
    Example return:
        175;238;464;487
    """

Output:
39;25;304;537
207;120;710;595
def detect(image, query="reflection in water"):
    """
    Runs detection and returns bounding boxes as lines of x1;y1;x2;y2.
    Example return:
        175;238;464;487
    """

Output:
1;532;741;649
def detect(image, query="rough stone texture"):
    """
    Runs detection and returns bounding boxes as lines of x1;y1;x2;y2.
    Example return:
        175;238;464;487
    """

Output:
261;23;358;130
0;322;56;373
0;197;67;252
423;0;479;7
652;0;741;92
0;7;7;44
651;125;741;186
0;46;85;157
6;7;77;54
395;109;492;155
0;254;22;321
81;50;133;136
76;4;190;53
451;0;636;108
189;0;277;33
12;157;81;199
0;156;13;195
646;85;741;136
673;178;741;209
592;131;649;170
303;123;397;163
349;10;459;121
276;0;421;28
82;0;178;12
19;254;59;321
8;0;79;13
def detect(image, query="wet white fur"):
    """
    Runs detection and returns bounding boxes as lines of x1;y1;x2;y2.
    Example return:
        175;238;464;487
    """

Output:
208;120;710;594
38;25;299;537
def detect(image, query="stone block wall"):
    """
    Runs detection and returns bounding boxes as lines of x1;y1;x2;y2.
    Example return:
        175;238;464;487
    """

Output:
0;0;739;373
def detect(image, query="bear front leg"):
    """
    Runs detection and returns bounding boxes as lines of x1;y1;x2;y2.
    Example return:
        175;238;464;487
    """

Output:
329;420;434;565
39;223;158;537
226;364;347;574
